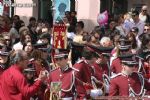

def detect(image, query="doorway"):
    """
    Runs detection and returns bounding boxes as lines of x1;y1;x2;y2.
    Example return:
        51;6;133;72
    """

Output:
100;0;128;15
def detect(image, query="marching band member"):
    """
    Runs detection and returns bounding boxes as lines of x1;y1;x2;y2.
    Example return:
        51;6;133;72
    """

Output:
110;37;132;74
47;49;77;100
144;53;150;80
109;54;150;97
73;46;99;99
88;45;113;97
91;54;110;97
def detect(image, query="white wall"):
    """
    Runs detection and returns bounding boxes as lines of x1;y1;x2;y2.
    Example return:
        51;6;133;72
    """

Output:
76;0;100;32
14;0;38;25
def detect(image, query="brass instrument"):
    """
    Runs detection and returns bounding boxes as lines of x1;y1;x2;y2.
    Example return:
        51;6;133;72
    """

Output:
129;72;146;97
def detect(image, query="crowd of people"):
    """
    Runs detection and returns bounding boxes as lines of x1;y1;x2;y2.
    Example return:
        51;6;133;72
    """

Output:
0;4;150;100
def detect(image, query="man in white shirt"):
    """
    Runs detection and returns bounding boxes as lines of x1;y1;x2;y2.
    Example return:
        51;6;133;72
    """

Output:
139;5;150;23
127;10;145;36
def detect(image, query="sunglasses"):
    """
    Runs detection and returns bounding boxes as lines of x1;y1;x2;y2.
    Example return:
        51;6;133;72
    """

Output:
132;15;136;17
142;10;147;12
144;28;150;31
5;39;11;41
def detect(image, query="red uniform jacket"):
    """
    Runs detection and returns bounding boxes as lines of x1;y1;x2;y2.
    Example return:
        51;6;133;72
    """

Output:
110;58;122;74
92;63;109;88
49;67;75;98
73;60;92;99
143;62;150;79
0;64;42;100
109;72;150;96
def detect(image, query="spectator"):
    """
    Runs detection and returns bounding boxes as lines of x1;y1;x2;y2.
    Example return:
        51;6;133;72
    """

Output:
0;40;9;76
100;37;112;47
70;11;77;31
127;32;138;54
28;17;36;27
75;21;85;35
144;23;150;34
130;27;141;49
29;24;37;44
128;10;145;36
73;21;87;44
3;33;12;51
15;20;25;33
139;5;150;23
13;29;32;51
12;15;20;27
23;42;34;57
105;20;117;37
38;33;50;44
0;50;47;100
67;25;75;41
115;14;128;37
65;11;71;20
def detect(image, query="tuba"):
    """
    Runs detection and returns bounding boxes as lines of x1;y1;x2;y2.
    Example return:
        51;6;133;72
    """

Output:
129;72;146;97
90;74;111;98
90;76;104;98
102;74;110;95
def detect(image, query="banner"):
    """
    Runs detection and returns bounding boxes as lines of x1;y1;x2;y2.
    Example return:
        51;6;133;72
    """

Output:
53;24;67;49
0;2;4;15
53;0;70;23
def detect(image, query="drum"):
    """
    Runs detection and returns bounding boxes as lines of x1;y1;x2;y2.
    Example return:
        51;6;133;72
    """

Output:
90;89;103;98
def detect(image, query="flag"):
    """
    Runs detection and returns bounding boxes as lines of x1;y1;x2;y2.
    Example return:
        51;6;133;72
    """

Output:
53;24;67;49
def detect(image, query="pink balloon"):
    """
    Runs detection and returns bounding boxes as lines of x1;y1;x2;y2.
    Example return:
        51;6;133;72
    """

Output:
97;10;108;26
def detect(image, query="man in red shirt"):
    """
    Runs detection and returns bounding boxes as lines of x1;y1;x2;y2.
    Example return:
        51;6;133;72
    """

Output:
0;50;47;100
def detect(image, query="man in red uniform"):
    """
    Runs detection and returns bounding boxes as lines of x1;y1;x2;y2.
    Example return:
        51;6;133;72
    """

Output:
48;49;77;99
89;46;113;96
73;46;99;99
109;55;150;97
0;50;47;100
143;53;150;80
110;39;132;75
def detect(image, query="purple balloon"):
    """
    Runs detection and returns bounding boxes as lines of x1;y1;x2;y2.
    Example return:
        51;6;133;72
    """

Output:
97;10;108;26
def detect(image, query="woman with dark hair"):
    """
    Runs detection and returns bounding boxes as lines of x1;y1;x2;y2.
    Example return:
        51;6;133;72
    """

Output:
23;42;34;57
14;20;25;33
112;32;120;46
13;29;32;51
141;34;150;49
127;32;138;54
